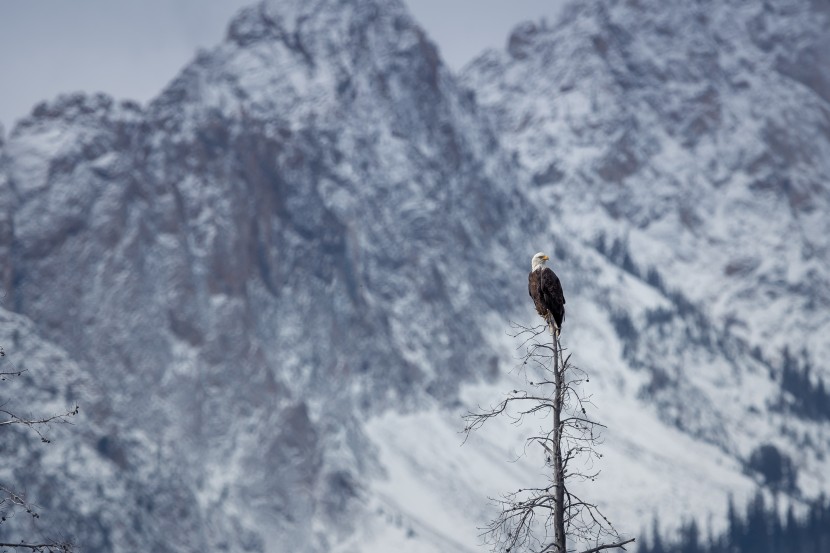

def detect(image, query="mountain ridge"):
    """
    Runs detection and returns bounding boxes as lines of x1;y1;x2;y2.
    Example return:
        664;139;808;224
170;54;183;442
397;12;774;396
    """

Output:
462;0;830;368
1;0;828;551
1;0;540;550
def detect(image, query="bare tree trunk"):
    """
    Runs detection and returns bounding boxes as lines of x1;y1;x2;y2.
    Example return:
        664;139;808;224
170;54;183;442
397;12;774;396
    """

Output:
551;324;566;553
463;320;633;553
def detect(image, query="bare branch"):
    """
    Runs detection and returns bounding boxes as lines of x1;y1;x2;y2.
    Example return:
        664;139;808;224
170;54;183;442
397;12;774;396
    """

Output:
464;320;632;553
579;538;636;553
0;369;26;378
0;405;79;444
561;417;607;429
0;407;79;428
0;542;72;552
0;339;77;552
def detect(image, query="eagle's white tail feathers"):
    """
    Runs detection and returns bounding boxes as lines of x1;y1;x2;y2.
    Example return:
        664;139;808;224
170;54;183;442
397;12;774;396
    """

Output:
547;316;561;338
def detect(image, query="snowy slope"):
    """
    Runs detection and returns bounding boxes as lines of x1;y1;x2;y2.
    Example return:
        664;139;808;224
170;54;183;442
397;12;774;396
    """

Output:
462;0;830;368
339;239;830;552
455;0;830;543
1;0;828;551
0;0;534;550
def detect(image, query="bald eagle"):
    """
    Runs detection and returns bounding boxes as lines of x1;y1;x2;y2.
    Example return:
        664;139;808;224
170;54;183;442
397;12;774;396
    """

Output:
528;252;566;336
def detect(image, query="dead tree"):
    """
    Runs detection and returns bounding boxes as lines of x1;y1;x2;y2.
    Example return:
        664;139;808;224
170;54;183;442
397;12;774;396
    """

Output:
464;322;634;553
0;343;77;553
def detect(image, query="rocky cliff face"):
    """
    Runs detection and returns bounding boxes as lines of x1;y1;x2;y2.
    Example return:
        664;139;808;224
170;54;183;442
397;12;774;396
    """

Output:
1;0;829;551
1;0;536;550
462;0;830;367
454;0;830;542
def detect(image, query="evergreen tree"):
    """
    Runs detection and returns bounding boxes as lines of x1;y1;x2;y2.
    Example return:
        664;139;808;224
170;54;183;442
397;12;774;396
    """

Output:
785;504;800;553
651;517;666;553
678;519;701;553
744;491;768;553
642;491;830;553
726;495;742;551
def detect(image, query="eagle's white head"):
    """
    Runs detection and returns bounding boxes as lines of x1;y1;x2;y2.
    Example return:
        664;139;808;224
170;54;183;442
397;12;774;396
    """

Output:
531;252;550;271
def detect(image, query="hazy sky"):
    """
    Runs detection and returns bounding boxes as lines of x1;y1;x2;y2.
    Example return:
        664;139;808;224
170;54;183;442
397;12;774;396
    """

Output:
0;0;566;130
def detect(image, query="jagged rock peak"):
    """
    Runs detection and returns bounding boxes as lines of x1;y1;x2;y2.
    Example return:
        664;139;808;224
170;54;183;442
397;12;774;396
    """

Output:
493;0;830;74
227;0;413;52
151;0;451;131
14;93;143;132
462;0;830;366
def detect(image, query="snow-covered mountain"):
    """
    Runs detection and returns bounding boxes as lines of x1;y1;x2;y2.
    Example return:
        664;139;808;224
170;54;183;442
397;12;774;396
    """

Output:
0;0;828;551
456;0;830;542
462;0;830;367
1;0;533;549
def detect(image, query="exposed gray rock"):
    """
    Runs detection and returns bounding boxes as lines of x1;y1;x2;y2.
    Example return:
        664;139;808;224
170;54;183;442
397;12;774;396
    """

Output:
2;0;830;550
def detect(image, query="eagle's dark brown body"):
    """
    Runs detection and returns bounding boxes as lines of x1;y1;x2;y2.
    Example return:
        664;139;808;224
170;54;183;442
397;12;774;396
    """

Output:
529;266;566;334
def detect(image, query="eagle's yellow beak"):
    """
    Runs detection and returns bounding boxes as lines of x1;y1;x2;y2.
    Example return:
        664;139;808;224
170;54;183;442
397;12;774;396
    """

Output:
542;255;549;261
